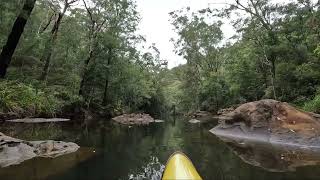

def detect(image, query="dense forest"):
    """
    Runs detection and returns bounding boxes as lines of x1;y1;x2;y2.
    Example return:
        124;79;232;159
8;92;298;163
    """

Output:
167;0;320;113
0;0;170;118
0;0;320;119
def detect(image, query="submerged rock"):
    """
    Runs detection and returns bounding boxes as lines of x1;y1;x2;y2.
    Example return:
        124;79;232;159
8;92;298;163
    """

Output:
6;118;70;123
154;119;165;123
189;119;201;124
0;132;79;167
210;99;320;147
188;111;216;124
112;113;155;125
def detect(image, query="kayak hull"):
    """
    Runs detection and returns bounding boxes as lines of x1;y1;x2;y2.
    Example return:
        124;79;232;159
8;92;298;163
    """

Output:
162;152;202;180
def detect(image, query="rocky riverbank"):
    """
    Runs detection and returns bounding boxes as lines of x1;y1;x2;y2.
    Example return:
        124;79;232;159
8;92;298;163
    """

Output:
0;132;79;167
210;99;320;148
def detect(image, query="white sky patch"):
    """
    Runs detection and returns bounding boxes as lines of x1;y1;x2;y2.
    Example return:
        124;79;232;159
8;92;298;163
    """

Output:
135;0;317;68
135;0;235;68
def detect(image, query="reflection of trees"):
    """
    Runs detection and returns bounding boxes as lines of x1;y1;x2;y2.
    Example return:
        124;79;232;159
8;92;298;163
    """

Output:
179;121;320;180
4;118;320;180
224;141;320;173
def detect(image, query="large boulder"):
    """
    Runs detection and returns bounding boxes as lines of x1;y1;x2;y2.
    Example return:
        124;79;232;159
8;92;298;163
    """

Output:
0;132;79;167
210;99;320;148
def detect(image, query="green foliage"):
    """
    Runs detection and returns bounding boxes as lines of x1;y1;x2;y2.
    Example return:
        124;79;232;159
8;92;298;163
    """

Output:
303;94;320;113
0;0;169;117
315;45;320;57
167;1;320;113
2;0;320;118
0;81;60;116
169;8;224;112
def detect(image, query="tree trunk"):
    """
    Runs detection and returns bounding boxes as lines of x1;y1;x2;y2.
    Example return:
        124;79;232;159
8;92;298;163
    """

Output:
79;49;94;96
0;0;36;78
102;78;109;105
39;8;66;81
102;48;113;105
270;57;277;100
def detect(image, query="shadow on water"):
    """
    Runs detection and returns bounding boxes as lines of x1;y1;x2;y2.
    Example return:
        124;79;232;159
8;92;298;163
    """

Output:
1;117;320;180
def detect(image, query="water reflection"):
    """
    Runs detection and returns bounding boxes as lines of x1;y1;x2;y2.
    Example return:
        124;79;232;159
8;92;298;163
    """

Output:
0;147;97;180
2;118;320;180
223;140;320;172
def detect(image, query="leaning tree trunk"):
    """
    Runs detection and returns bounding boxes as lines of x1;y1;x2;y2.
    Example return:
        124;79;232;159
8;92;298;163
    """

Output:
39;8;66;81
79;48;94;96
79;30;96;96
0;0;36;78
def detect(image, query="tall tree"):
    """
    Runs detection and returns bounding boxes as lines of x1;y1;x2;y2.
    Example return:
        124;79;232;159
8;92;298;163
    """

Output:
0;0;36;78
39;0;78;81
214;0;280;99
170;8;223;111
79;0;140;99
79;0;108;95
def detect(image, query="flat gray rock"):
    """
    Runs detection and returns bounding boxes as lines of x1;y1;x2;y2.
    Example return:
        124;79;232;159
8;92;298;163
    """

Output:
0;132;79;167
6;118;70;123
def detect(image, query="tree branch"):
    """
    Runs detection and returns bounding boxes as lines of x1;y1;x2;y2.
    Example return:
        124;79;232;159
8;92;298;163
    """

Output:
234;0;272;31
39;13;55;34
82;0;94;24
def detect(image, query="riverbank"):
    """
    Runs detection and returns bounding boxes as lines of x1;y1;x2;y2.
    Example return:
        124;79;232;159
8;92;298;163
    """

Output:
0;80;164;123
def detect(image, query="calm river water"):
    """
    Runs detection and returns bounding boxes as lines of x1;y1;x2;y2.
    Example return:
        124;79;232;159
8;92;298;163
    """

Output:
1;117;320;180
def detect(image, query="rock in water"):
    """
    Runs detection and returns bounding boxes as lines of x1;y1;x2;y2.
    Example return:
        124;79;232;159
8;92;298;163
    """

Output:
189;119;201;124
189;111;216;124
6;118;70;123
112;113;155;125
154;119;165;123
210;99;320;148
0;132;79;167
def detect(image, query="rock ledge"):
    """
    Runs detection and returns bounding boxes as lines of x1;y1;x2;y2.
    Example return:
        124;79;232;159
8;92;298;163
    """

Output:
0;132;79;167
210;99;320;148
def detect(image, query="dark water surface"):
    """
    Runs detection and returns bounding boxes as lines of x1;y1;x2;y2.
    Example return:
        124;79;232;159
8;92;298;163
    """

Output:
2;117;320;180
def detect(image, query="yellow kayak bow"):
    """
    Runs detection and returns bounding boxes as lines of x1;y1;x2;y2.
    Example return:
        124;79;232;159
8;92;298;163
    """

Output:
162;152;202;180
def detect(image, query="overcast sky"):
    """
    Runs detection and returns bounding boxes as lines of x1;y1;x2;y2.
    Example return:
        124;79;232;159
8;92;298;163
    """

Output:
135;0;312;68
135;0;235;68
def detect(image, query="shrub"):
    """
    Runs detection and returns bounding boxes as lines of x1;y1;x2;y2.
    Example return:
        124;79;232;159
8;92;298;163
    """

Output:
303;94;320;113
0;81;61;116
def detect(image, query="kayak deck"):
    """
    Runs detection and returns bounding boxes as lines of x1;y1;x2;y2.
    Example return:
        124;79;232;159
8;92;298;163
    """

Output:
162;152;202;180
